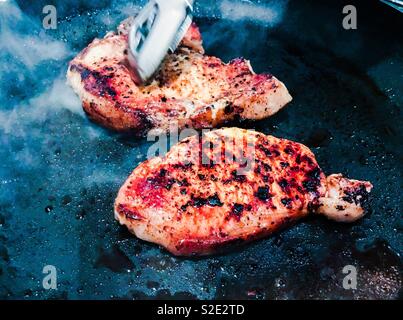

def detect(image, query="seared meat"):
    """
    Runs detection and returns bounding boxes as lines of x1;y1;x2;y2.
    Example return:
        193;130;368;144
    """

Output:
115;128;373;256
67;18;292;135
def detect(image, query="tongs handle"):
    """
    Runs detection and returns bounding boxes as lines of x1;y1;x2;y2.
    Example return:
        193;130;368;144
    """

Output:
128;0;194;84
380;0;403;12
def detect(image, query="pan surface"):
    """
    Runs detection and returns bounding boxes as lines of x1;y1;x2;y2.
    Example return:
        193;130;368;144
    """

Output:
0;0;401;299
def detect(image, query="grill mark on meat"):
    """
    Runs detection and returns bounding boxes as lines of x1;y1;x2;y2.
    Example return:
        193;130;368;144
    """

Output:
71;64;117;98
188;193;224;209
71;64;155;136
229;203;245;221
255;186;271;201
303;167;322;194
126;108;154;136
172;162;193;170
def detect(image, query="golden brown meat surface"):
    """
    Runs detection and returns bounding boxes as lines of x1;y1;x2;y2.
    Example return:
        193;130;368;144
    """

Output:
67;18;292;135
115;128;373;256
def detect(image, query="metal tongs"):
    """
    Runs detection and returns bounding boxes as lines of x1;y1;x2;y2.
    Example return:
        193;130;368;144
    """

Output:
128;0;194;84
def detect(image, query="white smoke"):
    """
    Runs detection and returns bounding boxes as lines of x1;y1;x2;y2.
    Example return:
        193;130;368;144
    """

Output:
0;1;69;69
2;33;68;70
0;1;84;137
219;0;289;27
0;76;83;138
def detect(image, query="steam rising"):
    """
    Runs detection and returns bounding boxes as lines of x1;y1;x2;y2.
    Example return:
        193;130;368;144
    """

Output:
193;0;289;27
0;0;291;299
0;1;80;136
219;0;288;26
0;1;69;68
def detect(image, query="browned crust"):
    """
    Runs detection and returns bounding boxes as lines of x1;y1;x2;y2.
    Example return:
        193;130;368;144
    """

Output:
70;63;155;135
114;128;328;256
67;21;292;135
171;215;301;256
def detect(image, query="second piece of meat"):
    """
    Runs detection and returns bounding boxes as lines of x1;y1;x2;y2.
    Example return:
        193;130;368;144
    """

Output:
115;128;373;256
67;18;292;136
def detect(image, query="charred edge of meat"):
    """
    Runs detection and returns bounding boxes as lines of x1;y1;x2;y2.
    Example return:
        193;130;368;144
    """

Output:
71;64;117;98
175;237;247;256
125;108;154;137
224;103;235;115
116;204;144;221
70;64;154;136
174;213;297;256
307;200;321;214
342;184;371;208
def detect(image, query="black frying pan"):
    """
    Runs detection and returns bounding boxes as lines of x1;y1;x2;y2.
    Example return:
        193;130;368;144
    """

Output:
0;0;401;299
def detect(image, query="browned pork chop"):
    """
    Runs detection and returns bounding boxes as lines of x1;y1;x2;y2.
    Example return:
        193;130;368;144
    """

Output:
67;18;292;135
115;128;373;256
